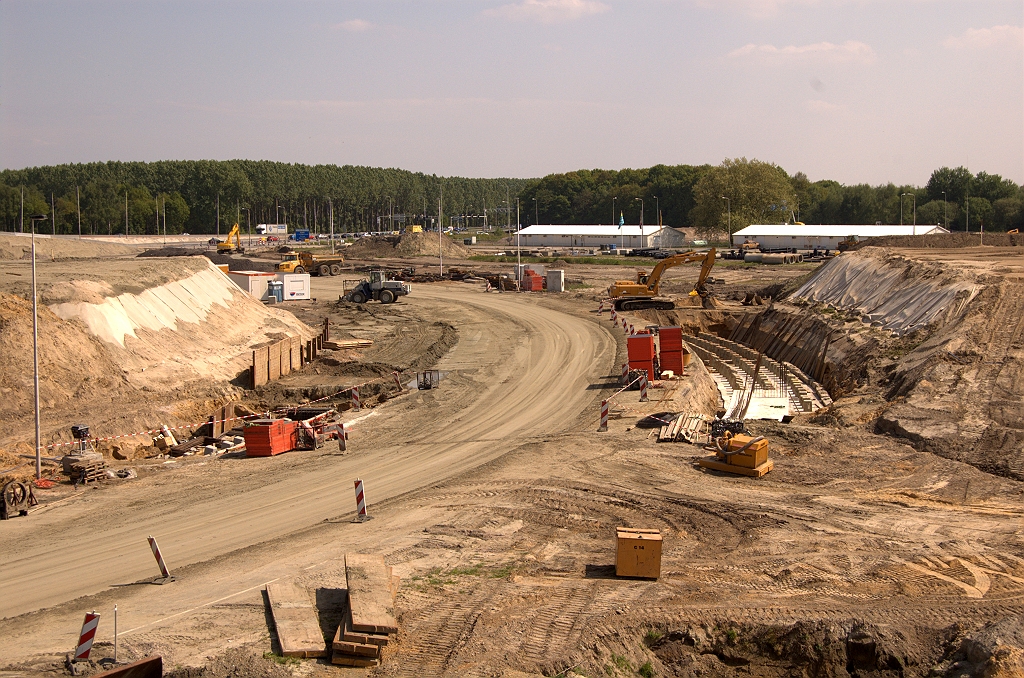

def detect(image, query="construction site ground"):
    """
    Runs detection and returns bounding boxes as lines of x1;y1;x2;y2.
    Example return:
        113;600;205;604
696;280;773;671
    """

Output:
1;240;1023;677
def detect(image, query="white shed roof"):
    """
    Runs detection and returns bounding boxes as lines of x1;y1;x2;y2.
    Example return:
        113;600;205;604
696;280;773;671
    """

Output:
517;224;665;237
734;224;949;238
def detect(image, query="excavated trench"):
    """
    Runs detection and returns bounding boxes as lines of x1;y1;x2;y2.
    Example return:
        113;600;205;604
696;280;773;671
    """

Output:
639;246;1024;482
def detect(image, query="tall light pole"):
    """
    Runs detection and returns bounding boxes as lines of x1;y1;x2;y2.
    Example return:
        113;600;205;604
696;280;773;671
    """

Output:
516;198;521;283
532;197;538;225
240;207;251;248
277;205;286;231
612;196;617;225
386;196;393;232
901;193;916;234
29;213;48;480
654;195;660;227
328;199;335;255
941;191;947;229
76;185;82;238
635;197;644;248
721;196;731;246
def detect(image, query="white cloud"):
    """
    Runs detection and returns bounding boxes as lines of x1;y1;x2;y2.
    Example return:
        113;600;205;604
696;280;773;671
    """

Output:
943;25;1023;50
483;0;610;24
805;99;840;112
692;0;818;19
729;40;876;64
333;19;372;32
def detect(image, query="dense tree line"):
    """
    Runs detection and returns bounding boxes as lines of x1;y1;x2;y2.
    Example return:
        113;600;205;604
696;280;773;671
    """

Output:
521;161;1024;238
0;160;529;236
1;159;1021;238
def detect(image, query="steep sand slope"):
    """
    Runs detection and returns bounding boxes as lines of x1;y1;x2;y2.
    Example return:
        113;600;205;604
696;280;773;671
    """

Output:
0;257;312;458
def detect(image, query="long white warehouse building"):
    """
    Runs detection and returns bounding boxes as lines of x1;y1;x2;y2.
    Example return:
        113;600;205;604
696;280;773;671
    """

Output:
733;224;948;250
515;225;689;248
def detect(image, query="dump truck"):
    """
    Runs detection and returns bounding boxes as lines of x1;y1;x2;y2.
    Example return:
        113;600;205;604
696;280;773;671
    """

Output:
345;270;411;304
607;248;717;311
276;251;346;276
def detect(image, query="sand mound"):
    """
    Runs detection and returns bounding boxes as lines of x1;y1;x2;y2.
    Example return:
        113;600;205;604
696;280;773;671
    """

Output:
796;248;1024;480
0;233;138;260
345;233;471;259
792;248;980;335
855;232;1024;249
0;258;314;459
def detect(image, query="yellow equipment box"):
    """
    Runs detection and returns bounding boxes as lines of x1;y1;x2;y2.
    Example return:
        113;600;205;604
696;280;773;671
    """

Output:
724;434;769;469
615;527;662;579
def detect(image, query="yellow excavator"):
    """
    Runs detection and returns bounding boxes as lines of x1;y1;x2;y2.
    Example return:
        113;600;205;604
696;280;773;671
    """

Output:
216;223;244;254
607;248;717;311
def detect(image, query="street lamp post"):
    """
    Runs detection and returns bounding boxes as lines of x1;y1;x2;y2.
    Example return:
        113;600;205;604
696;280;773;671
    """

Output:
516;198;521;284
654;196;660;227
721;196;731;246
29;213;48;480
634;198;644;248
901;193;916;234
941;191;947;229
612;196;617;225
532;197;538;225
277;205;286;231
240;207;251;248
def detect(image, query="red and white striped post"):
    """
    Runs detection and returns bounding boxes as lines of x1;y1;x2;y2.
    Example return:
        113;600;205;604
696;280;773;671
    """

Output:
610;309;617;323
393;371;403;391
353;478;371;522
147;535;171;580
598;400;609;432
623;319;629;334
629;324;635;335
351;386;361;411
639;374;649;402
597;301;605;314
621;363;629;383
336;423;347;452
73;611;100;660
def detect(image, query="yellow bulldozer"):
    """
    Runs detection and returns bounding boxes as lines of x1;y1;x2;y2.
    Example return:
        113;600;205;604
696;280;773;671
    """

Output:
607;248;717;311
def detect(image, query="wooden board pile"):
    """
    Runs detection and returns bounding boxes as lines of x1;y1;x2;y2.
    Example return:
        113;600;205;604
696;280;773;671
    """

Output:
332;553;399;667
658;413;711;444
266;581;328;658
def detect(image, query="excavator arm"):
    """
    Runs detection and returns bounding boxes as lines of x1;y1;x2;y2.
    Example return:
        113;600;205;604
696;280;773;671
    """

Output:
644;249;716;296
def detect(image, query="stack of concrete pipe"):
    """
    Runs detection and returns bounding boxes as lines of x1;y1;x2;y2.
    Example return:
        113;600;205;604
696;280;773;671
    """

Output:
745;252;803;264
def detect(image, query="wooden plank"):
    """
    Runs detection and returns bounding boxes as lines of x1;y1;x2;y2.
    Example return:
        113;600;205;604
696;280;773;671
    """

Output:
345;553;398;634
334;639;382;658
291;336;301;371
279;339;291;376
335;607;390;648
331;654;380;667
658;425;669;442
268;342;282;381
252;347;270;388
265;581;327;658
697;457;773;478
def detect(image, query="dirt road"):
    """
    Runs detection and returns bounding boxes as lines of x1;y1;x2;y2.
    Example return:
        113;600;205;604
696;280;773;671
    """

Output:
0;282;615;620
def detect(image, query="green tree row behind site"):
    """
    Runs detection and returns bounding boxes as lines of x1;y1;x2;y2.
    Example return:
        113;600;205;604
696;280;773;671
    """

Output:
0;159;1020;237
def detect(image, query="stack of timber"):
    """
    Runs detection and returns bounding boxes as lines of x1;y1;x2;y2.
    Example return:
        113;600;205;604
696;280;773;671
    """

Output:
658;413;710;444
266;581;328;658
333;553;399;667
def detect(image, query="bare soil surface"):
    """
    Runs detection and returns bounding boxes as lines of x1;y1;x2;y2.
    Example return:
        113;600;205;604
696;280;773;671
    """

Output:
1;247;1023;677
0;233;140;260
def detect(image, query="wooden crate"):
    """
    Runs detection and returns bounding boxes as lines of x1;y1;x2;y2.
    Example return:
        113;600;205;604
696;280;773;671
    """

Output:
615;527;662;579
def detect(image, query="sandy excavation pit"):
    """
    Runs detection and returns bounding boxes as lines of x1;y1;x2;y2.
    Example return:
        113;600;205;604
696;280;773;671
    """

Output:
1;237;1024;677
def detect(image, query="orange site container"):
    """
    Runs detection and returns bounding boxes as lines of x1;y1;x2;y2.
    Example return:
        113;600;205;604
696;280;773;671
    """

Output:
244;419;299;457
627;335;655;362
660;352;684;374
659;326;683;351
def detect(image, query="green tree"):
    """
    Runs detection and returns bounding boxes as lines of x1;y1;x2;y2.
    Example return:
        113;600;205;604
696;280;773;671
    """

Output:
926;166;972;204
965;197;993;231
992;197;1024;231
691;158;796;241
916;199;959;228
160;192;190;234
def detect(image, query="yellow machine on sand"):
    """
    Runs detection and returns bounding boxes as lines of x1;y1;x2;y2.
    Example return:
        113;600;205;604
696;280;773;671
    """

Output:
216;224;244;254
276;251;346;276
607;249;717;311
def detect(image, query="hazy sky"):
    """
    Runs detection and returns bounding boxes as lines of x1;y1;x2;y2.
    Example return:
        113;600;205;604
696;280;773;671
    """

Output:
2;1;1022;185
